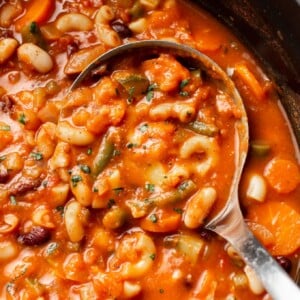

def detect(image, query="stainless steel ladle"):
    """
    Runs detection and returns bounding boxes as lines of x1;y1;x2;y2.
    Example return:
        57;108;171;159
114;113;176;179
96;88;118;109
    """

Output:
71;40;300;299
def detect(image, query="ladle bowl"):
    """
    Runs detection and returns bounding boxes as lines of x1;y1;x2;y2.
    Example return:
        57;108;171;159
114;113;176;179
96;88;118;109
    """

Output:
71;40;300;299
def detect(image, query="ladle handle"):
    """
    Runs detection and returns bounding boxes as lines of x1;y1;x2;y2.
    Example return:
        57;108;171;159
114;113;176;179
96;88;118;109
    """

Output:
228;223;300;300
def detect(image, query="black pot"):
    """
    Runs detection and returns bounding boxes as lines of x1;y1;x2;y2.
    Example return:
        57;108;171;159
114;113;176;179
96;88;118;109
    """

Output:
193;0;300;144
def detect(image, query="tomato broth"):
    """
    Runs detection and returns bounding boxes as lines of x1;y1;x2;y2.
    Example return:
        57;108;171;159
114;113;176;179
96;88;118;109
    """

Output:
0;0;299;299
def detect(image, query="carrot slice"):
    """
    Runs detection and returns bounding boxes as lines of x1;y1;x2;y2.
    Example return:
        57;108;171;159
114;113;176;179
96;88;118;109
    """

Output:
234;63;265;101
264;158;300;194
247;202;300;255
15;0;55;32
140;209;181;233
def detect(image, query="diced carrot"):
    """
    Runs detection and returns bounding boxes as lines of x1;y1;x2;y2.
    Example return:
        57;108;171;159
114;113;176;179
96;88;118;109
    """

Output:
140;209;181;233
234;63;265;101
264;158;300;194
15;0;56;32
247;202;300;255
246;221;275;247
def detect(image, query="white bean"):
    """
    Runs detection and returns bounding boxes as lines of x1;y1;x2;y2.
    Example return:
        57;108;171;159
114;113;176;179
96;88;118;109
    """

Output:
0;38;18;64
56;13;93;32
140;0;160;9
95;5;115;25
246;174;267;202
0;3;22;27
17;43;54;73
128;18;147;34
64;201;88;242
184;187;217;228
123;281;142;299
56;121;95;146
0;214;19;233
244;265;265;295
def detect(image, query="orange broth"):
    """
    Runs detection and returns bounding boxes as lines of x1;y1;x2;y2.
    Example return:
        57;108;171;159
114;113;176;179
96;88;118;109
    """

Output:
0;0;299;299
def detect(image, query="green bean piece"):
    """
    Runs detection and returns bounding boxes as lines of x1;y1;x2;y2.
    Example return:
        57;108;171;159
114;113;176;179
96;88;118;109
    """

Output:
187;121;219;137
92;136;115;176
250;140;271;157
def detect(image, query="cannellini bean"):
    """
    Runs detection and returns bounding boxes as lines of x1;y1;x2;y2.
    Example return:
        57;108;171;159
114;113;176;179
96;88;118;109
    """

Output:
123;281;142;298
0;214;19;233
111;232;156;279
244;265;265;295
180;135;219;176
184;187;217;228
225;243;242;261
55;13;93;32
17;43;54;73
246;174;267;202
70;168;93;206
0;38;19;64
102;207;127;229
0;241;18;261
56;121;96;146
35;122;57;159
128;18;147;34
64;200;89;242
32;206;55;228
0;3;22;27
96;25;121;47
50;183;70;207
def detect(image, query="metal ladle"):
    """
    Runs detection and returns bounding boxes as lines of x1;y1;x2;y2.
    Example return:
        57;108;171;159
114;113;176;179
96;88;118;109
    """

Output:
70;40;300;299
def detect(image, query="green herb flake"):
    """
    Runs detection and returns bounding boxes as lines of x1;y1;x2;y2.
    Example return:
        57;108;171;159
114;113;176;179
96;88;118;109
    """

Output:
29;21;38;34
0;125;11;131
87;148;93;155
149;253;156;260
9;195;17;206
180;78;190;89
146;90;154;102
178;181;189;191
173;207;183;214
0;155;6;162
46;242;59;256
107;198;116;208
80;164;91;174
139;123;148;133
149;213;158;223
18;113;26;125
113;187;124;195
92;187;99;193
145;183;155;192
159;288;164;294
179;91;189;97
113;149;121;156
71;175;82;187
30;152;43;161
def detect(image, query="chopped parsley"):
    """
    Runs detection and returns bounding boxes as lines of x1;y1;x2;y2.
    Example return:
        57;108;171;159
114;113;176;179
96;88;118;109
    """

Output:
145;183;155;192
127;86;135;103
146;83;157;102
18;113;26;125
30;152;43;161
71;175;82;187
113;149;121;156
173;207;183;214
56;206;64;215
80;164;91;174
180;78;190;89
29;21;38;34
178;181;189;191
179;90;189;97
139;123;148;133
0;125;11;131
6;282;15;296
149;213;158;223
126;142;137;149
159;288;164;294
149;253;156;260
87;148;93;155
92;187;99;193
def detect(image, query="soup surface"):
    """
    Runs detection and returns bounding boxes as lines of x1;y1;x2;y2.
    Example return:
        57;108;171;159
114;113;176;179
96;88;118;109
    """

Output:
0;0;300;299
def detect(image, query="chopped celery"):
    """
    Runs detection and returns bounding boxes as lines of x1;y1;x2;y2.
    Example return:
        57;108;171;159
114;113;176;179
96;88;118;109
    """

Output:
250;140;271;157
187;121;219;137
164;234;205;264
92;135;115;176
113;71;149;98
